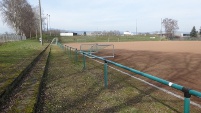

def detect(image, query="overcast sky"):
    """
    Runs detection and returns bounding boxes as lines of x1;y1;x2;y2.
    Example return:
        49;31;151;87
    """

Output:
0;0;201;33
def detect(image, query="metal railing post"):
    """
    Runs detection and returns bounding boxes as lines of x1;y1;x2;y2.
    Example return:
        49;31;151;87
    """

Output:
83;53;86;70
61;44;64;50
182;87;191;113
66;46;69;56
69;47;71;58
104;60;108;88
75;49;78;62
68;46;71;57
64;45;66;53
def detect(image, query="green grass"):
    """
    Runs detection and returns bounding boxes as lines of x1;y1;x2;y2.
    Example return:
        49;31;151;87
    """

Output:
60;35;161;43
0;40;48;95
43;45;201;113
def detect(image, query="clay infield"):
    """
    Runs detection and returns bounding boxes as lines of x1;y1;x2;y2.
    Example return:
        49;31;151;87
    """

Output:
67;41;201;104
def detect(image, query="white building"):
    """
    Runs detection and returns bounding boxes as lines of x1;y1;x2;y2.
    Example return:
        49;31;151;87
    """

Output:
175;32;190;38
123;31;133;36
60;32;77;36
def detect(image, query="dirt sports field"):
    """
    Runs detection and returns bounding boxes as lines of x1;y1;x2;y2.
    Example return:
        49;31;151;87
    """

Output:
67;41;201;104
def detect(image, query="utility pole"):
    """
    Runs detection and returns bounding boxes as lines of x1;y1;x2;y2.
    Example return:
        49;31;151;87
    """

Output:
49;14;51;36
136;19;137;35
39;0;43;45
161;18;163;37
47;14;49;33
36;29;37;39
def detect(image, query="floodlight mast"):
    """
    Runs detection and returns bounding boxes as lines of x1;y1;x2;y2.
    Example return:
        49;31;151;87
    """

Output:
136;19;137;35
47;14;49;33
39;0;43;45
49;14;51;36
161;18;163;37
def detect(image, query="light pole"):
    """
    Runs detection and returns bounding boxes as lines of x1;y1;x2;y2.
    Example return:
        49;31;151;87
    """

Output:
136;19;137;35
39;0;43;45
49;14;51;36
46;14;49;33
161;18;163;37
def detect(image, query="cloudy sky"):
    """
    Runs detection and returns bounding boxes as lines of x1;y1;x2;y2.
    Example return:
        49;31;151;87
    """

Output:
0;0;201;33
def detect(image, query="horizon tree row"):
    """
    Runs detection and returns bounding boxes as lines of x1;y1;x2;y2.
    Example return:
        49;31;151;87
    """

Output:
92;30;121;36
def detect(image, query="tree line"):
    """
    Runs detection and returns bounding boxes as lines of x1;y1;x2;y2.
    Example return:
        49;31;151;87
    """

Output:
91;30;121;36
0;0;37;38
0;0;60;38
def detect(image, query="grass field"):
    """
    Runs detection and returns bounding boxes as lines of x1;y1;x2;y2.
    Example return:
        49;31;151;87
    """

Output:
60;35;162;43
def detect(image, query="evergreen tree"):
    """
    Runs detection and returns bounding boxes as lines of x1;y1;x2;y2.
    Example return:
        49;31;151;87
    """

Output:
84;31;86;36
200;27;201;35
190;26;197;37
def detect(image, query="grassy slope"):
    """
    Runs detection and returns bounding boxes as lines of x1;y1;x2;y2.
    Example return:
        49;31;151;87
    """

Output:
43;45;201;113
0;40;48;94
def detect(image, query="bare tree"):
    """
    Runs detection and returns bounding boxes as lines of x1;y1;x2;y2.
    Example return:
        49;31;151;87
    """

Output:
0;0;20;34
20;3;36;38
0;0;37;38
162;18;179;39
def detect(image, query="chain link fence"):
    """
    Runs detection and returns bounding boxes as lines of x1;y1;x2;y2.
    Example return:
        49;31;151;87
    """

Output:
0;34;26;43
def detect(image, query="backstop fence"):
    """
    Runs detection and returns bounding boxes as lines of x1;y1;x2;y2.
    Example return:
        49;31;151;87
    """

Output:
80;43;114;58
54;40;201;113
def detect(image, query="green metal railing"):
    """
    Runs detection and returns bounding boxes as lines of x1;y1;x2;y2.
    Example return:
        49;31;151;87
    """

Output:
56;42;201;113
82;51;201;113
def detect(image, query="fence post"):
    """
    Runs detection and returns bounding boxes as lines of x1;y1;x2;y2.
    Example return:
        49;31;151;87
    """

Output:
66;46;69;55
83;53;86;70
61;44;64;50
64;45;67;53
3;35;5;42
56;38;58;45
69;47;72;58
68;46;71;57
182;87;191;113
104;60;108;88
75;49;78;62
